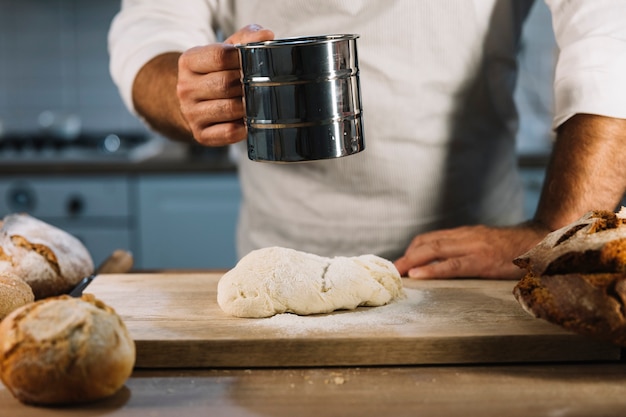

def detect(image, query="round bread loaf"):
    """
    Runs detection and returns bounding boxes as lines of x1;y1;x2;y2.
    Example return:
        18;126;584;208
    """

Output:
513;208;626;346
0;272;34;320
0;294;135;405
0;213;94;299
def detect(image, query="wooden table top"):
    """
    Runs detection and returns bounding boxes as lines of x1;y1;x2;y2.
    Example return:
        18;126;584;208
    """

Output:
2;362;626;416
3;273;626;415
87;273;619;367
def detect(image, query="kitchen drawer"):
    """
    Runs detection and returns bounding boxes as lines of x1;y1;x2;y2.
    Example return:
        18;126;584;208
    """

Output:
0;176;130;218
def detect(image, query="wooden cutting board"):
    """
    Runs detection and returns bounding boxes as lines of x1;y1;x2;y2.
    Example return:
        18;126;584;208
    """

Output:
87;273;620;368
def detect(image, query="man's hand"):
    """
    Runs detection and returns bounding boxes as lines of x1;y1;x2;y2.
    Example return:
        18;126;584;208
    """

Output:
395;113;626;280
393;222;549;280
132;25;273;145
177;25;274;146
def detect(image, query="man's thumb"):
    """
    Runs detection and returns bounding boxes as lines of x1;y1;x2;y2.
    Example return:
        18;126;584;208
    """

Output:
225;24;275;45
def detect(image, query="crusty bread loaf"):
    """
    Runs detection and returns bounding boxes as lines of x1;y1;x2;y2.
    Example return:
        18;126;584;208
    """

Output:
514;209;626;277
0;213;94;299
514;272;626;346
0;272;34;320
0;294;135;405
513;208;626;346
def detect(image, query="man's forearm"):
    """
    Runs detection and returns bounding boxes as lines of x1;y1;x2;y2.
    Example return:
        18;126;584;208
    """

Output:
534;113;626;230
132;52;194;142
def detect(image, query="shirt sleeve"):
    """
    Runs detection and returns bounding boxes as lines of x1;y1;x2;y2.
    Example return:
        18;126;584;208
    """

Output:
108;0;229;113
545;0;626;129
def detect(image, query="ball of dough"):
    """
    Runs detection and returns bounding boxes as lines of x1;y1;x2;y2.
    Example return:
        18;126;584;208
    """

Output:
0;272;34;320
218;246;405;318
0;294;135;405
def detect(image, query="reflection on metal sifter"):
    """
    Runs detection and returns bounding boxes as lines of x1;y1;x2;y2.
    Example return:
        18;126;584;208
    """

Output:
236;34;365;163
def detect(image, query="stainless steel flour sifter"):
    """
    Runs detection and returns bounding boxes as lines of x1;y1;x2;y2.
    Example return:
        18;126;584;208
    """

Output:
236;34;365;162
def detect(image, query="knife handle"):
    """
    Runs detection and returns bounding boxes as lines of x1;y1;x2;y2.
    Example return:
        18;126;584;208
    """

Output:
69;274;96;297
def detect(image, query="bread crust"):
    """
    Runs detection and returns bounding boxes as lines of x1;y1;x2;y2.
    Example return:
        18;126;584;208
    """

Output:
513;209;626;346
0;294;135;405
0;214;94;299
0;273;34;320
514;272;626;346
514;210;626;276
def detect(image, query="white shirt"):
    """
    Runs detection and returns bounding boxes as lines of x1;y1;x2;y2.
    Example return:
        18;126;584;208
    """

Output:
109;0;626;260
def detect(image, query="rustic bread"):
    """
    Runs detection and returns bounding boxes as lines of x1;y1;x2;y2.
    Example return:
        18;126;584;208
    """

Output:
514;272;626;346
0;272;34;320
513;208;626;346
0;213;94;299
0;294;135;405
514;209;626;277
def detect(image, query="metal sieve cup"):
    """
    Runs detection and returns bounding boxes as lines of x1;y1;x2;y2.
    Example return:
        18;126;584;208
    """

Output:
236;34;364;162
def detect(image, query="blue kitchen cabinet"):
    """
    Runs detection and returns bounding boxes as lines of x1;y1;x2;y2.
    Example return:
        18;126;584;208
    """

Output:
519;167;545;219
135;173;241;270
0;176;134;269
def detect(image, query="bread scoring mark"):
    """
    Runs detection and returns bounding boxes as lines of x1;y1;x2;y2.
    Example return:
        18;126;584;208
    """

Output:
553;223;587;247
10;235;61;276
555;210;622;248
0;246;12;263
321;262;330;293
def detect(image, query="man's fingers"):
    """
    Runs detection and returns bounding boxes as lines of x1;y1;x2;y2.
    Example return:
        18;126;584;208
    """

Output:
193;120;247;147
178;69;242;102
393;256;412;277
182;25;274;74
179;44;240;74
176;25;274;146
395;236;468;274
395;224;547;280
407;257;471;280
225;24;275;46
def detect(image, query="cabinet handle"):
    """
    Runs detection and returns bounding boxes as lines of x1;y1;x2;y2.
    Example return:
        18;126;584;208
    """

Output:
8;186;36;212
66;194;85;216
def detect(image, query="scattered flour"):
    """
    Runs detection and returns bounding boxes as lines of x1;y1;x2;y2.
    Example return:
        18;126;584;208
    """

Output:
254;288;425;336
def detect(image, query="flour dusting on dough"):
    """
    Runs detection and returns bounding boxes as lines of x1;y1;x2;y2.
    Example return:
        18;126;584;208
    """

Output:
217;247;405;318
257;288;425;335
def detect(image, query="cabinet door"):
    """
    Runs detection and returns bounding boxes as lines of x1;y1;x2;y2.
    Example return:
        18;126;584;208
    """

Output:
137;173;240;269
0;176;133;270
50;223;132;270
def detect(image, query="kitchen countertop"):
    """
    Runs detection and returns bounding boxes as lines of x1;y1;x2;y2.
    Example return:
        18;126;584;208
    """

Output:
2;363;626;416
0;138;238;175
2;272;625;416
0;154;237;176
0;148;550;176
